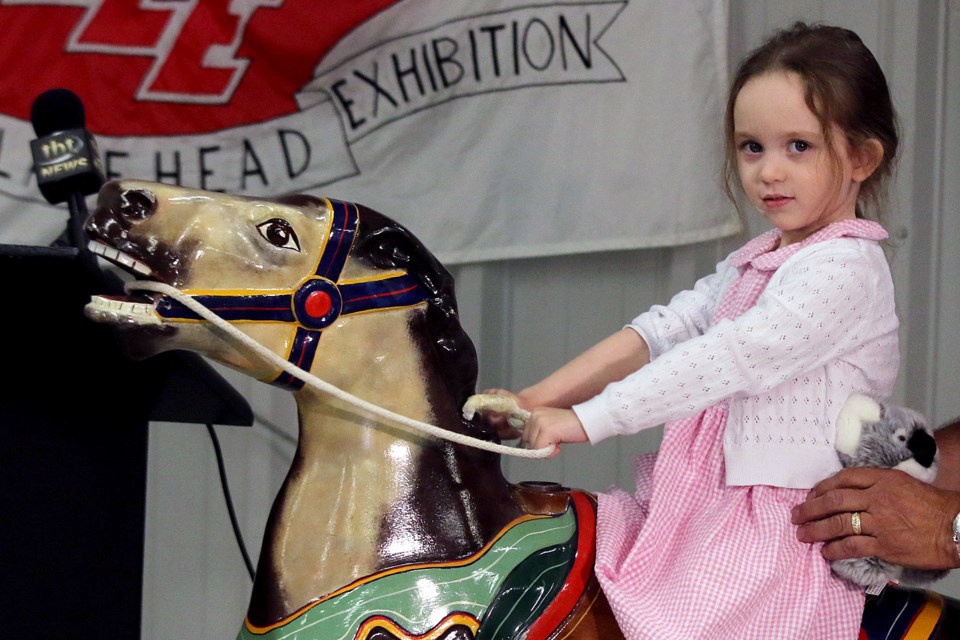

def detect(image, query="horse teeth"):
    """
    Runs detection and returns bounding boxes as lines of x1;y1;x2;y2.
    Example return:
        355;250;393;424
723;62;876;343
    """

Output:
84;295;161;326
87;240;153;276
118;253;152;275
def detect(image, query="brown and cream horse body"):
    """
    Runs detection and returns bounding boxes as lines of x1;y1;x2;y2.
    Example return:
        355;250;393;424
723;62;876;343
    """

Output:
84;180;620;640
83;180;959;640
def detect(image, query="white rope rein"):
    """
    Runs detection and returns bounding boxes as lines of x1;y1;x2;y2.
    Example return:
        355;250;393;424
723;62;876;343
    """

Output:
128;281;554;459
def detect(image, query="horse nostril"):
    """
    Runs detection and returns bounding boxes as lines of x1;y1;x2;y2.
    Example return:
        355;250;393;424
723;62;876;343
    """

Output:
119;189;157;220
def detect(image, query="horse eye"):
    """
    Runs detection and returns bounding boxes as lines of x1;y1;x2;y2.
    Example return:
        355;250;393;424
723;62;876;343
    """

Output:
256;218;301;252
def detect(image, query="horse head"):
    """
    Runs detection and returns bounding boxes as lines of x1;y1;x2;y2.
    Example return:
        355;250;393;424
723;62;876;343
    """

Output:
85;180;475;402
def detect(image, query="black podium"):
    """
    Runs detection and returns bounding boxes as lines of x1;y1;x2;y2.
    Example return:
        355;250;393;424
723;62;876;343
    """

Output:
0;244;252;638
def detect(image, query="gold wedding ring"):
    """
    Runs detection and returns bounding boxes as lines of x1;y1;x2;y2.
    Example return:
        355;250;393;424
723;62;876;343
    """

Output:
851;511;862;536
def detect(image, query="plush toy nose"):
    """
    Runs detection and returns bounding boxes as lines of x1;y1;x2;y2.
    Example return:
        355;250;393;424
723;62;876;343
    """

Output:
908;429;937;468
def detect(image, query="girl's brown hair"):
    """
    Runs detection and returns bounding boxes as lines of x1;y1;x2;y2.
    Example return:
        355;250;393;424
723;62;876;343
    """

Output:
723;22;899;222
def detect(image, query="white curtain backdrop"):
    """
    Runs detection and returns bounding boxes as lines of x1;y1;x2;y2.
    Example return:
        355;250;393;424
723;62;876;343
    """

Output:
300;0;736;262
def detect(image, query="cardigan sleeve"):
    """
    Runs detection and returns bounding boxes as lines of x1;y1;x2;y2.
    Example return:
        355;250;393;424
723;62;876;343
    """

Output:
575;240;895;443
628;258;735;360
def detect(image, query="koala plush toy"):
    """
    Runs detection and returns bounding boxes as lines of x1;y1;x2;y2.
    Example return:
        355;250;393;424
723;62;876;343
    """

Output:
831;394;947;589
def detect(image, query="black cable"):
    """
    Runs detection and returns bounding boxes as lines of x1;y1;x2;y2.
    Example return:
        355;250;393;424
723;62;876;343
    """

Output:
206;423;255;581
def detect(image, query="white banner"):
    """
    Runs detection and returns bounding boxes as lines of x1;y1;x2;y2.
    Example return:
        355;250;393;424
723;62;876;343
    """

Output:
0;0;737;263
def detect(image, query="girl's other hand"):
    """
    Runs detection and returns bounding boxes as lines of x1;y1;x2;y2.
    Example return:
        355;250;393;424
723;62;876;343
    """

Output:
522;407;588;456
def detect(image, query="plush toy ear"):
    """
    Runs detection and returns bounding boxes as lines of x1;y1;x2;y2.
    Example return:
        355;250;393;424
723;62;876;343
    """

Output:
835;394;881;455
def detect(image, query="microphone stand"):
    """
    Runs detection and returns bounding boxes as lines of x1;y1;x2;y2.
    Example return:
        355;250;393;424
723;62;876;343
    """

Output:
59;189;124;294
67;190;98;265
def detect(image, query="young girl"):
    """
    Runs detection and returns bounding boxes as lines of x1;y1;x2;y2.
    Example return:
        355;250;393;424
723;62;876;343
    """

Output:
489;23;900;639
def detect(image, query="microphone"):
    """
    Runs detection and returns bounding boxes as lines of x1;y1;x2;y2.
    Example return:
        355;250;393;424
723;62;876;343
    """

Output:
29;88;105;207
28;88;106;257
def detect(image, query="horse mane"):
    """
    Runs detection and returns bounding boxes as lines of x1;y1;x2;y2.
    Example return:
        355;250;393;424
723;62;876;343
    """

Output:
350;207;520;564
351;206;493;434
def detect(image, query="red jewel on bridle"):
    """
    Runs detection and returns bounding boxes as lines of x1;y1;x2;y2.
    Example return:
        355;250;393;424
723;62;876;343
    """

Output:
304;290;333;319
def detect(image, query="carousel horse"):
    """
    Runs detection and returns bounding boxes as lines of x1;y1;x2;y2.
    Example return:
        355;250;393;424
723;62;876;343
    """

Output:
83;179;619;640
83;180;960;640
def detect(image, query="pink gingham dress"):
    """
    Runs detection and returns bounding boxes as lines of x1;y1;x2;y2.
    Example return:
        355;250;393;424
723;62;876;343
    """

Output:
594;220;888;639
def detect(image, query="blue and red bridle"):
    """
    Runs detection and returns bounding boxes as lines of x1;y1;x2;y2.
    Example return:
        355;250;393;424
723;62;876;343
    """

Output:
154;199;429;390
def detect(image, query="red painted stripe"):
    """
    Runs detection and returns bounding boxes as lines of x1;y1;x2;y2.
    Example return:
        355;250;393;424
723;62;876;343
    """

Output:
526;491;597;639
347;284;420;304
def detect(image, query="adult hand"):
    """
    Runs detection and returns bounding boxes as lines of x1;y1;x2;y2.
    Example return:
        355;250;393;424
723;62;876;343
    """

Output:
791;467;960;571
521;407;588;456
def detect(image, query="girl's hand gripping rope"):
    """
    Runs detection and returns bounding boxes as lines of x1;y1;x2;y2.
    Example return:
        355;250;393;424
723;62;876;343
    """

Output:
463;392;585;457
462;392;531;439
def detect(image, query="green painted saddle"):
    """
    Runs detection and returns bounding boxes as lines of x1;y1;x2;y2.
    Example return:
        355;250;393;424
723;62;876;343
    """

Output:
239;491;597;640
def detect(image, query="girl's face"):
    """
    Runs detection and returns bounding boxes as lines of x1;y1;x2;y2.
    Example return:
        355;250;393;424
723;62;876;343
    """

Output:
733;71;873;246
